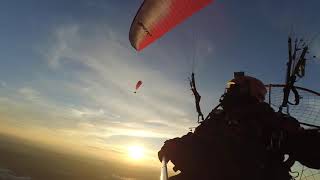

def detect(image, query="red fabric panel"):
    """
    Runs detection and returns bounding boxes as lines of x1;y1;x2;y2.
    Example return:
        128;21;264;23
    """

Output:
130;0;213;51
136;80;143;90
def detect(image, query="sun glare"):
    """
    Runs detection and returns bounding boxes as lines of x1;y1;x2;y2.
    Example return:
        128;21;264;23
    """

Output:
128;146;144;160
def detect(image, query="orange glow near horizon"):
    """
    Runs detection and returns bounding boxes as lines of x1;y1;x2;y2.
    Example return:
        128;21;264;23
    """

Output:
0;121;161;167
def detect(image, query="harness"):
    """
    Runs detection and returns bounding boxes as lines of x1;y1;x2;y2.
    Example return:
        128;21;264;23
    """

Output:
208;104;295;179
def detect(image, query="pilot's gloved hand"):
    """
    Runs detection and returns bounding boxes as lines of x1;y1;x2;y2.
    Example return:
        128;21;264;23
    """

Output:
158;138;180;162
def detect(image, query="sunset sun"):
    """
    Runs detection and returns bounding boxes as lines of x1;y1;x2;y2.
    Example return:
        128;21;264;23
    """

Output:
128;146;144;160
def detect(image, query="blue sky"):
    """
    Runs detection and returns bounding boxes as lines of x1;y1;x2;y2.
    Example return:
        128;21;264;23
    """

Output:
0;0;320;167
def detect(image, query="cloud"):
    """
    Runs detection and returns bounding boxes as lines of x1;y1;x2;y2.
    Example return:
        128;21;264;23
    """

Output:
38;24;199;132
70;107;120;120
0;22;209;161
43;25;79;69
18;87;41;102
0;168;32;180
103;135;167;152
0;81;7;88
112;174;136;180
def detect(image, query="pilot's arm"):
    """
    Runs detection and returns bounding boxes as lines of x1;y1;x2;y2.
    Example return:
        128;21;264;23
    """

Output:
278;114;320;169
285;128;320;169
158;132;195;172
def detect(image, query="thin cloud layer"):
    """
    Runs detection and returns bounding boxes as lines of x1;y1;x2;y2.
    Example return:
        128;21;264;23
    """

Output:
0;168;31;180
0;81;7;88
40;23;199;129
112;174;136;180
1;22;205;162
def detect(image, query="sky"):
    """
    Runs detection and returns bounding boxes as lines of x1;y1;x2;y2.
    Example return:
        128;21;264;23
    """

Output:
0;0;320;172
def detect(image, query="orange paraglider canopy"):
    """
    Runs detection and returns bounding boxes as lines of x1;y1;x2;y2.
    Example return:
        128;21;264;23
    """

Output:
129;0;213;51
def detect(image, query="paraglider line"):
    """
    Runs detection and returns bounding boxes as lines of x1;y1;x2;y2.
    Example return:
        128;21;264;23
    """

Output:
191;28;197;73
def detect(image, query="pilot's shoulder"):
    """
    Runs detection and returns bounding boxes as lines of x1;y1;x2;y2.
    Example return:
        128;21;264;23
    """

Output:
195;109;225;131
203;109;225;122
254;102;276;113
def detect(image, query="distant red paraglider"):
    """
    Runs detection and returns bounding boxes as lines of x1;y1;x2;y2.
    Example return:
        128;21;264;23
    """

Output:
134;80;143;93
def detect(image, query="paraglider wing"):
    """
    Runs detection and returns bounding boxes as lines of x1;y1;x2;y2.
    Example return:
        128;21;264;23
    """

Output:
129;0;213;51
134;80;143;93
136;80;143;90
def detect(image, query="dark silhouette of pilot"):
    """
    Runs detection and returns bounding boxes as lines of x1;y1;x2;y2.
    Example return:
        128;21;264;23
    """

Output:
158;74;320;180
